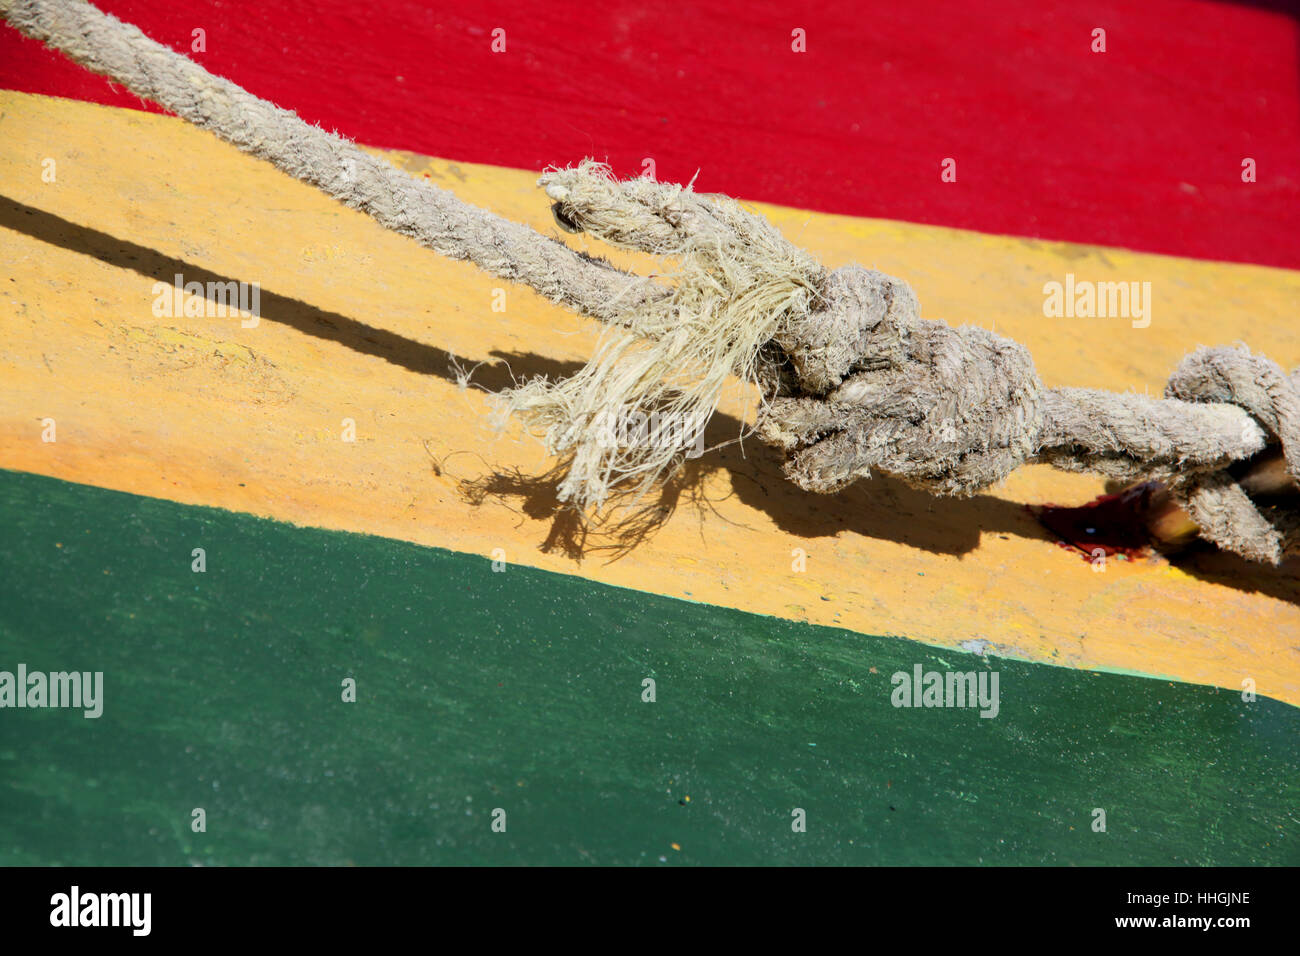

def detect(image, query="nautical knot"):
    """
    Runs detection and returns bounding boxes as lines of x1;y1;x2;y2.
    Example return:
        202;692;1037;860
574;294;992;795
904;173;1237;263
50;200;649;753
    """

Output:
7;0;1296;561
759;265;1300;563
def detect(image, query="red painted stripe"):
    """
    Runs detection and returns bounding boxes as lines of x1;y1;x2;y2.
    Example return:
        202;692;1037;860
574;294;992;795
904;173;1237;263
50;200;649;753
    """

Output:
3;0;1298;268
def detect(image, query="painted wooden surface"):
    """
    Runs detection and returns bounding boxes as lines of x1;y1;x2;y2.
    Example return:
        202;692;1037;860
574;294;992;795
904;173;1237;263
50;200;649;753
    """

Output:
2;92;1299;707
1;0;1298;867
3;471;1297;865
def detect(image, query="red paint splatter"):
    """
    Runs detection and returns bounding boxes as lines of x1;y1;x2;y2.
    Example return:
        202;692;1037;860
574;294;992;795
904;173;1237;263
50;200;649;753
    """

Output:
1030;482;1158;560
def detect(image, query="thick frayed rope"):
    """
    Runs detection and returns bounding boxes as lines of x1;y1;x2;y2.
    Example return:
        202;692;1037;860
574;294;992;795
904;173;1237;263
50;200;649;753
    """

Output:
503;161;823;509
758;265;1298;562
6;0;1298;562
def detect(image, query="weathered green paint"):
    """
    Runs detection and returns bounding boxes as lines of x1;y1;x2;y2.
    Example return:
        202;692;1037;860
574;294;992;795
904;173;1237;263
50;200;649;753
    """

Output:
0;469;1296;865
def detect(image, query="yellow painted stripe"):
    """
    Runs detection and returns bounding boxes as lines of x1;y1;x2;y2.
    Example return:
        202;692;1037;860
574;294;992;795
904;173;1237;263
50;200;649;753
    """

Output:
2;91;1298;704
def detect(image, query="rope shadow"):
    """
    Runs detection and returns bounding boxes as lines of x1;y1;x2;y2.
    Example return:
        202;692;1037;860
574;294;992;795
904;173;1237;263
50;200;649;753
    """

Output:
0;196;585;392
5;195;1296;603
458;408;1055;564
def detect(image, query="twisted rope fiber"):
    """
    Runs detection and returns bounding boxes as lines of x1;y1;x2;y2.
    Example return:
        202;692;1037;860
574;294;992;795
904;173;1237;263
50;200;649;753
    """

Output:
6;0;1298;563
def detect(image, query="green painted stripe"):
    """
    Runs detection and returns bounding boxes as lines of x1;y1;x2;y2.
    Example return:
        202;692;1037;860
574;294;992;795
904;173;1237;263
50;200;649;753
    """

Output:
0;469;1296;866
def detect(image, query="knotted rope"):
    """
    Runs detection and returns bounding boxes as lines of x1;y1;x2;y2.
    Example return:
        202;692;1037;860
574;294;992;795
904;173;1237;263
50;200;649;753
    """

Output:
5;0;1298;563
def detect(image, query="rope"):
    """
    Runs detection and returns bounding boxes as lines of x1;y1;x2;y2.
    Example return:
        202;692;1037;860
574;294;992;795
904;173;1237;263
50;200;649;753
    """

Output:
0;0;662;325
5;0;1298;563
